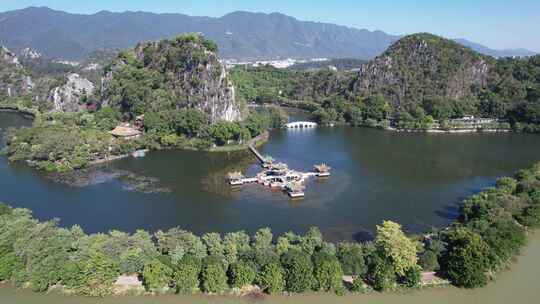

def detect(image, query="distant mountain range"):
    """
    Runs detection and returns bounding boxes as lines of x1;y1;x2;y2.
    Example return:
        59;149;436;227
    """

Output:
0;7;536;61
453;39;536;58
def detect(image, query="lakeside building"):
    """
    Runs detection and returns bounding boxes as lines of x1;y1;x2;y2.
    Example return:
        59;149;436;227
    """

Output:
109;125;141;139
391;115;507;131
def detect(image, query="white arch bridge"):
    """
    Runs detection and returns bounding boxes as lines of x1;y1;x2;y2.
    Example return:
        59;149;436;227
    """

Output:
286;121;318;129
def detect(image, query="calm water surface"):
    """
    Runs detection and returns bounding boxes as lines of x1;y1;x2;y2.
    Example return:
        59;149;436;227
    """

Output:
1;112;540;241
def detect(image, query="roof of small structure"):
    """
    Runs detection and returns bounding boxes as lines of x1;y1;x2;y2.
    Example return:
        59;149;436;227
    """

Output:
287;182;305;192
314;163;331;172
272;163;288;170
109;126;141;137
228;171;244;180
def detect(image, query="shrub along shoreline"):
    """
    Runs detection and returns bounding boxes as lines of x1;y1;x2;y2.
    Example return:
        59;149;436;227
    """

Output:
0;162;539;297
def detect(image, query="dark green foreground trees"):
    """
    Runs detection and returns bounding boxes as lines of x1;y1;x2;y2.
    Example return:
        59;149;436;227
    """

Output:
0;162;539;296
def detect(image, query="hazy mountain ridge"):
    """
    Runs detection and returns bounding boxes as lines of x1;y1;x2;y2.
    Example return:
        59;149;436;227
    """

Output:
454;39;536;58
0;7;534;61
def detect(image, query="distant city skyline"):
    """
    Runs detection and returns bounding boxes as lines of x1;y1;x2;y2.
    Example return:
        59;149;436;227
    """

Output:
1;0;539;52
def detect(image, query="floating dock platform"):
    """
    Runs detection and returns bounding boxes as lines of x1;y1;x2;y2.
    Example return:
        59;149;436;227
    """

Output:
228;146;331;198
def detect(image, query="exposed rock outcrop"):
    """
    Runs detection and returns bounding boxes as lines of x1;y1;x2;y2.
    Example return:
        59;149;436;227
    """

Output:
102;34;242;123
0;46;32;98
19;47;42;60
48;73;95;112
1;46;20;65
132;35;242;122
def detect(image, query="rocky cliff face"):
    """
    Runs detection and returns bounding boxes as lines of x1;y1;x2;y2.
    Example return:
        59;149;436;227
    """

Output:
102;34;242;122
351;33;493;108
19;48;42;60
48;73;95;112
0;46;33;98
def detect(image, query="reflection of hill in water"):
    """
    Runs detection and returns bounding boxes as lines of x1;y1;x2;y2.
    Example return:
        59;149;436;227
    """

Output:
201;150;256;197
0;112;32;147
49;145;265;195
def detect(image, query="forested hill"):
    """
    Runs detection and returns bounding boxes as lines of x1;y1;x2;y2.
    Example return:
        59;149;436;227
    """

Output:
352;33;493;108
102;33;242;123
350;33;540;126
0;7;535;61
231;34;540;131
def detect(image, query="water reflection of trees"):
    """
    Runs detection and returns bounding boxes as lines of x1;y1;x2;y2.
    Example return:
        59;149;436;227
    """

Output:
201;150;257;197
343;128;539;185
47;166;171;194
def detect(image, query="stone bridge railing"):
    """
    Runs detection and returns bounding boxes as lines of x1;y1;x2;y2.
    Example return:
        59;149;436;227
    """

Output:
286;121;318;129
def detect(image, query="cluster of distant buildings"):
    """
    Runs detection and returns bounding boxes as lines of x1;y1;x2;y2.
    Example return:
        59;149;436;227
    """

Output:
221;57;328;69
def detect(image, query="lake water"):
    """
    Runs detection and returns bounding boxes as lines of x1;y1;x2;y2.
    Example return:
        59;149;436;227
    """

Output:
1;111;540;241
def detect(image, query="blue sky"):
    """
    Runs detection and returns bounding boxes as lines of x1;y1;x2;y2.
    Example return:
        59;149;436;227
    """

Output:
2;0;539;51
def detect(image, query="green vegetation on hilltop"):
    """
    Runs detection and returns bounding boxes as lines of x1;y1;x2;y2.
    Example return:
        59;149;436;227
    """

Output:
102;33;239;120
0;162;539;296
95;33;276;150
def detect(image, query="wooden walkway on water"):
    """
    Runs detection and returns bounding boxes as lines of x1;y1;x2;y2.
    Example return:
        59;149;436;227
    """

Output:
248;145;266;164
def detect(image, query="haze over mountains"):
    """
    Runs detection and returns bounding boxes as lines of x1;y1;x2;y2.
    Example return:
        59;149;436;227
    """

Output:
0;7;536;61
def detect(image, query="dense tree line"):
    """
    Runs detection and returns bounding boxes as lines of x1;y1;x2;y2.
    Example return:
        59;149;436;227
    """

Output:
0;207;418;296
142;106;286;150
230;65;353;105
0;162;539;296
